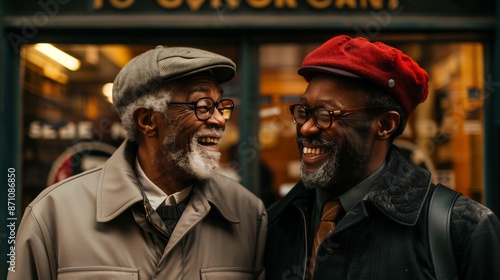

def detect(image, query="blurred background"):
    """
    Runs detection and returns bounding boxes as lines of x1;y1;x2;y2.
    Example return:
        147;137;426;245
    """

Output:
1;1;500;274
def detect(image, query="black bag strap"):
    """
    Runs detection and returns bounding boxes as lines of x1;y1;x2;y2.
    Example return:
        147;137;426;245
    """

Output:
428;184;460;280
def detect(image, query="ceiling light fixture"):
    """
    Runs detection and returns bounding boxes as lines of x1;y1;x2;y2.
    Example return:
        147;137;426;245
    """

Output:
102;83;113;103
34;43;81;71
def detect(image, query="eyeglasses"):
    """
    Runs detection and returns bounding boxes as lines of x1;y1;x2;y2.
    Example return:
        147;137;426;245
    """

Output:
168;97;234;121
289;104;374;129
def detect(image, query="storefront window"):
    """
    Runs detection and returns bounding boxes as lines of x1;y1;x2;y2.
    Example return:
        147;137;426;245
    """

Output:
411;42;485;202
259;41;485;203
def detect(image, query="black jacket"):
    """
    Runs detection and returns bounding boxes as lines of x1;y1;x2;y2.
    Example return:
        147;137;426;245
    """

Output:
265;147;500;279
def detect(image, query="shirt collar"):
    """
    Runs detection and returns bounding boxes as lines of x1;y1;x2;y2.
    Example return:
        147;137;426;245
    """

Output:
316;163;386;212
135;157;193;209
339;163;385;212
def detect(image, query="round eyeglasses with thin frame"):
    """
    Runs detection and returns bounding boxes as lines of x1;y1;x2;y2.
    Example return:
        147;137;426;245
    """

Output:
169;97;234;121
289;104;373;129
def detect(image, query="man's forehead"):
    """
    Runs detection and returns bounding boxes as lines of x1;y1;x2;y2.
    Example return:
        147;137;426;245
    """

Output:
168;74;222;98
185;77;222;92
299;95;344;108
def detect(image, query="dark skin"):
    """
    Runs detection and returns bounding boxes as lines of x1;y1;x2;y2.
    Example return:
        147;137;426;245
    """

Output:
132;74;227;195
298;74;400;196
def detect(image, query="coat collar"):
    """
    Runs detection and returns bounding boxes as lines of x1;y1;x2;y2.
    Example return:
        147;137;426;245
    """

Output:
194;175;240;224
366;146;432;226
96;140;143;222
269;146;432;226
96;140;240;224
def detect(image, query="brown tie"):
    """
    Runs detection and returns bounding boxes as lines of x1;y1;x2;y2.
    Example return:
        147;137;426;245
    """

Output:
309;199;341;279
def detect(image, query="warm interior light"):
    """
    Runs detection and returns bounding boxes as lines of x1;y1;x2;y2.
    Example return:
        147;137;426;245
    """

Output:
102;83;114;103
34;43;81;71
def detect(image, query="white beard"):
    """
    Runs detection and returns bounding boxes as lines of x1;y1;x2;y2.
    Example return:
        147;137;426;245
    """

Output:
166;130;221;180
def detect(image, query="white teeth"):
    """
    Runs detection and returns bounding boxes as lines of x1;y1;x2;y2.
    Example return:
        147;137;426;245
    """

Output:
303;147;325;155
199;137;219;144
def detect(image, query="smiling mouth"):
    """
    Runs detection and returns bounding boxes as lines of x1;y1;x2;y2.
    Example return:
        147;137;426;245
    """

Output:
303;147;327;156
198;137;220;146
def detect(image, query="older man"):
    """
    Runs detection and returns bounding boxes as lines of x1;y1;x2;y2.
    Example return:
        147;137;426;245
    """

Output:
265;35;500;279
9;46;266;280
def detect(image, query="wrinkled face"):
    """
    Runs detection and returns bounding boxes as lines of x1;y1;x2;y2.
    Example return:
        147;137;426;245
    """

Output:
296;74;375;191
158;74;228;180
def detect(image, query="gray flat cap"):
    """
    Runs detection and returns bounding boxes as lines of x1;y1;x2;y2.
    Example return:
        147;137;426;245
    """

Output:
112;46;236;109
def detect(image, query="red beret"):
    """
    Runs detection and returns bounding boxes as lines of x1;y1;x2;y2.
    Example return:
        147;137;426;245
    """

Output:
298;35;429;116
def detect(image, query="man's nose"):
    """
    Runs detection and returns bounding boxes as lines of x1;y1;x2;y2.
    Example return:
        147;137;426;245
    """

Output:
298;117;321;137
205;109;226;127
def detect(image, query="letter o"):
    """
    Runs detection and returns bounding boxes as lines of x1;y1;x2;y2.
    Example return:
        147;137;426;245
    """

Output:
247;0;273;9
157;0;182;9
110;0;135;9
306;0;331;9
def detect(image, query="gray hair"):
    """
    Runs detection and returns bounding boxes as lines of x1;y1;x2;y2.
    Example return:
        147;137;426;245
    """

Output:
116;85;173;142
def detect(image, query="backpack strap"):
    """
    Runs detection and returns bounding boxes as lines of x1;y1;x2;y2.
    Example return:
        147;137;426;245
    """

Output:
428;184;460;280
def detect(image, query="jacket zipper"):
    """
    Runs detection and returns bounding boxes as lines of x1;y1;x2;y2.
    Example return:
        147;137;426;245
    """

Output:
144;203;170;237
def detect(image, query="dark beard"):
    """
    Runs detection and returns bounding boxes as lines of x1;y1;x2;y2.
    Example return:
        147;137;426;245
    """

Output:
301;147;339;189
299;134;370;190
298;135;338;189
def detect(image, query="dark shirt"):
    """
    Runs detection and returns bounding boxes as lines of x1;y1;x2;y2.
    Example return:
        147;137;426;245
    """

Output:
312;163;386;234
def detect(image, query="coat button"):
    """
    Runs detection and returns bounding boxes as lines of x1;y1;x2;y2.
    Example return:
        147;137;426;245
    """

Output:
325;243;341;253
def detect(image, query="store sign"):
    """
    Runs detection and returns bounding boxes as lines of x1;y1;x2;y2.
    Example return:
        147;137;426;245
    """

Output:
4;0;495;52
6;0;494;16
93;0;401;11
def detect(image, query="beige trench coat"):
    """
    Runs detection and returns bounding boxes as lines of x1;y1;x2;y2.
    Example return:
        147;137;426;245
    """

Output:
8;141;267;280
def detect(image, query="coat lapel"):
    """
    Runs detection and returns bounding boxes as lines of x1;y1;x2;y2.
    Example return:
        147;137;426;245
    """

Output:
164;176;241;255
200;176;240;224
333;201;370;234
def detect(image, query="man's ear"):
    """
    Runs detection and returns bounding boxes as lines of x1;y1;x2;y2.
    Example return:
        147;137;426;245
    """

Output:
133;107;158;138
375;111;400;140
